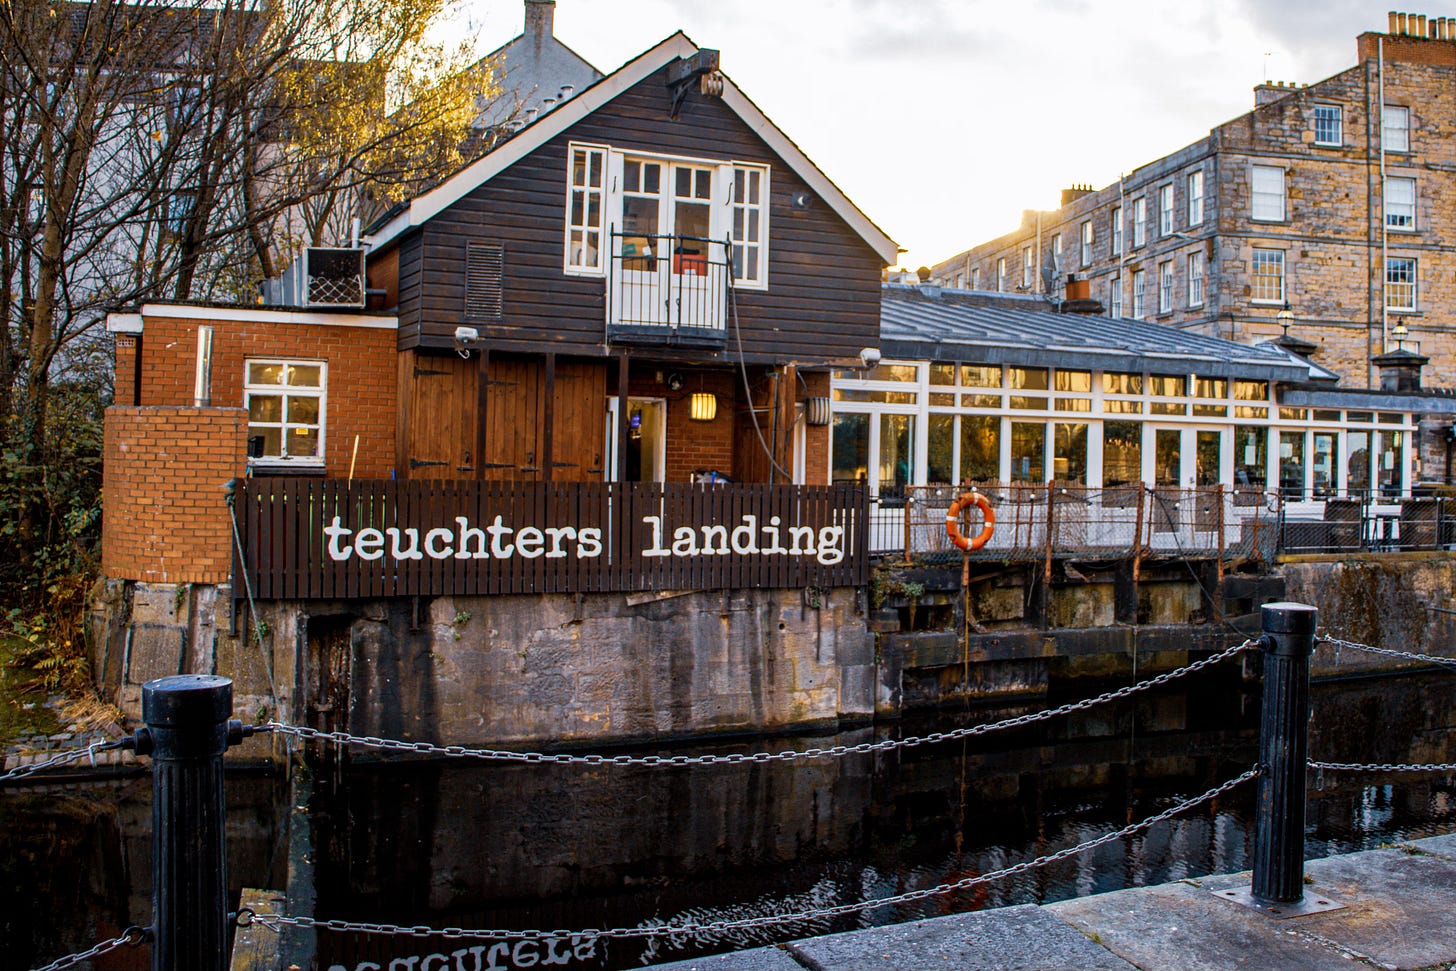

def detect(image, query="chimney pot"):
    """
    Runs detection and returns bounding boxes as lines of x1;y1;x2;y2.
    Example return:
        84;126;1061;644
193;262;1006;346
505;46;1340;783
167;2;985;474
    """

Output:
1389;10;1400;33
559;83;574;100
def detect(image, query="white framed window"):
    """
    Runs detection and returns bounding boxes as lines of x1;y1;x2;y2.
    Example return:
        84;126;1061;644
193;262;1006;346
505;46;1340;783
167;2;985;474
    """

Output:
1080;220;1093;267
1251;164;1285;221
1313;104;1342;146
1109;275;1123;317
1022;246;1034;288
1111;206;1123;255
1131;268;1145;318
1251;248;1284;304
568;144;768;289
564;143;607;273
1158;185;1174;236
970;266;980;290
1386;257;1416;310
1158;260;1173;313
1132;198;1146;247
245;360;326;466
996;258;1006;292
731;164;769;285
1187;171;1204;226
1050;233;1062;272
1383;105;1410;152
1385;176;1415;231
1187;251;1205;307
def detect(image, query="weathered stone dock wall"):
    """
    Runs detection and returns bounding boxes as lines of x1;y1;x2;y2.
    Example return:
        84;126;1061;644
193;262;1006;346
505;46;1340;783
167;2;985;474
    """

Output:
87;582;874;748
85;553;1455;748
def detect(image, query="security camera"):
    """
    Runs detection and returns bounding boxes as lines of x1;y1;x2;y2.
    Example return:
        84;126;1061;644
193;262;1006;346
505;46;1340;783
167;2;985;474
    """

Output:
454;326;480;359
859;347;881;369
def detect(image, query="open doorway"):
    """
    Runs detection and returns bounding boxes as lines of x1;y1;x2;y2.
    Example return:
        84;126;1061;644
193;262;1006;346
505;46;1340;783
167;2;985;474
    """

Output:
605;397;666;482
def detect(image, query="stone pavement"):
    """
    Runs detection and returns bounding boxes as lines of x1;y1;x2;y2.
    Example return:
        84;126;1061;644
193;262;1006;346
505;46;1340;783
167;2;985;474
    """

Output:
647;834;1456;970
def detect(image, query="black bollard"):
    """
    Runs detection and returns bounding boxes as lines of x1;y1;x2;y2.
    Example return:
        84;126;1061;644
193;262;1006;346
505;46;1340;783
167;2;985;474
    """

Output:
137;675;241;971
1251;602;1318;905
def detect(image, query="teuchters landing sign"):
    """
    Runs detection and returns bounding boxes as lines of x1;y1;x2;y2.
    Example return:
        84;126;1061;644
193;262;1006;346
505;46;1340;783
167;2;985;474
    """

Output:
235;479;868;599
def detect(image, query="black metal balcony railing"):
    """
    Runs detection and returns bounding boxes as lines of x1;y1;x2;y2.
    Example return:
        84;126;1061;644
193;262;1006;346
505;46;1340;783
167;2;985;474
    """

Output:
607;232;730;342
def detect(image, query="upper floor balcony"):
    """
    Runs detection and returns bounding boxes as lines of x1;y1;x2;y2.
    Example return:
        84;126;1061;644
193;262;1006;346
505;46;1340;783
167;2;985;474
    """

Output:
606;231;731;345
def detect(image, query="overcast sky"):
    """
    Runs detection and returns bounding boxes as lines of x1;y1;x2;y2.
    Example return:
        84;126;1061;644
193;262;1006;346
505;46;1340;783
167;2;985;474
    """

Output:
446;0;1390;270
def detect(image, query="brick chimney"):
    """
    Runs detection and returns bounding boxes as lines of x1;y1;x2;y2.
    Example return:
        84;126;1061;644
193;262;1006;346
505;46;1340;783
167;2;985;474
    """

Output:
1358;11;1456;66
1058;274;1104;315
1060;184;1094;207
1254;80;1298;107
525;0;555;51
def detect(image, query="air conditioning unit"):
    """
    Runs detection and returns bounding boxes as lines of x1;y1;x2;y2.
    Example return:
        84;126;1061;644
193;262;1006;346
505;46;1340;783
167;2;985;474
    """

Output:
267;247;366;309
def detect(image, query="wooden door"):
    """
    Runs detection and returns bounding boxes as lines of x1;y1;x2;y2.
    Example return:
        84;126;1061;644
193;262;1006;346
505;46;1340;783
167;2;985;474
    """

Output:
483;356;544;479
551;359;607;481
400;350;476;478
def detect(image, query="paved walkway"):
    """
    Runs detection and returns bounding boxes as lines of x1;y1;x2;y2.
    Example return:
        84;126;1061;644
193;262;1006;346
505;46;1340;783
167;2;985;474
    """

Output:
648;834;1456;970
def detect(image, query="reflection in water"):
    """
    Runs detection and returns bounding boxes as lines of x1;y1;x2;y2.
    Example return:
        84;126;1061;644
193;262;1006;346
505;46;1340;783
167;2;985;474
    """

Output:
0;771;286;971
308;670;1456;970
4;672;1455;971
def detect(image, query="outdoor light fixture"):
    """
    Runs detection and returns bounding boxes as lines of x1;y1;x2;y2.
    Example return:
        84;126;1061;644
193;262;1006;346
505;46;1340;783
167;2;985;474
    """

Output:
1393;316;1410;351
690;392;717;422
804;396;832;426
1277;301;1294;337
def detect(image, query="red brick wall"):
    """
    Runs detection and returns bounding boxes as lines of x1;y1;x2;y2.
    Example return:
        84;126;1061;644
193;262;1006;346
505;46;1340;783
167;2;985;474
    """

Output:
135;313;397;478
102;407;246;584
1358;31;1456;67
114;336;139;406
803;371;831;485
627;368;832;484
630;369;739;482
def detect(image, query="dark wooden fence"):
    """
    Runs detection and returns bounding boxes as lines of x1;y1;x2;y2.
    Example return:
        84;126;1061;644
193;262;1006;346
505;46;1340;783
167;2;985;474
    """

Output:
234;479;868;599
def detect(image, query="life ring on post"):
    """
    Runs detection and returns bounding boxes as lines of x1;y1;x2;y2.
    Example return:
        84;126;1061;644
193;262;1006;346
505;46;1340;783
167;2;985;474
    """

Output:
946;491;996;551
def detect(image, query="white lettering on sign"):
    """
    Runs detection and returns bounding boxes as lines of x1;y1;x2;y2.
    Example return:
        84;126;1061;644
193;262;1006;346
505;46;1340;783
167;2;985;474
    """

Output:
324;516;604;563
324;934;597;971
640;514;844;566
323;514;844;565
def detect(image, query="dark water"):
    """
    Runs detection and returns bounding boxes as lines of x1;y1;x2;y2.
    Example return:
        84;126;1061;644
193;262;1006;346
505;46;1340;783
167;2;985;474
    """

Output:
6;669;1456;971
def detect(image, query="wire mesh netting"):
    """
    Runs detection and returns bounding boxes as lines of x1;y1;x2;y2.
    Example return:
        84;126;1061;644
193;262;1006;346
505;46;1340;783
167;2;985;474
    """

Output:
869;483;1280;563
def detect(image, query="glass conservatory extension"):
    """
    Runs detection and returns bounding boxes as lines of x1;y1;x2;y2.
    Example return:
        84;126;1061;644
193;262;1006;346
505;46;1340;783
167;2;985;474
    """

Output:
830;360;1413;500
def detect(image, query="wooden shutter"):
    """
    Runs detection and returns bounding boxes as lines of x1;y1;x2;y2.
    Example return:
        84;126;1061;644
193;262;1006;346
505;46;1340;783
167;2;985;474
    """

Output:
465;241;504;320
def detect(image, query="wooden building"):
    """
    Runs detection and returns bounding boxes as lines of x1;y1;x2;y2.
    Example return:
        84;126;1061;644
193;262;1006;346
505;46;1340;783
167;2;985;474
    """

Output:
365;32;896;490
97;31;897;747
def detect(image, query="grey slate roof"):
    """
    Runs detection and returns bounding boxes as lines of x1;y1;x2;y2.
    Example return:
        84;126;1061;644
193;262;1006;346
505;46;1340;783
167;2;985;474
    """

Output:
880;284;1310;382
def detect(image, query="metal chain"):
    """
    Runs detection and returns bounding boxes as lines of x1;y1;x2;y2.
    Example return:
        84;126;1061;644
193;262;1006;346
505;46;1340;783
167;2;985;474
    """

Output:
1318;634;1456;668
268;640;1256;768
1;739;128;784
251;765;1257;943
30;926;148;971
1310;760;1456;774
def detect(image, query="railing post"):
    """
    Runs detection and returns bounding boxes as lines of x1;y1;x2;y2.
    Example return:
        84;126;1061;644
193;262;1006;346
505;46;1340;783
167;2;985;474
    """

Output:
135;675;240;971
1252;602;1318;905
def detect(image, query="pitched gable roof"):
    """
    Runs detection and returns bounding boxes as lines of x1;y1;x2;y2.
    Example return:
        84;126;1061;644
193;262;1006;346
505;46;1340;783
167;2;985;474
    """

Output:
365;32;898;265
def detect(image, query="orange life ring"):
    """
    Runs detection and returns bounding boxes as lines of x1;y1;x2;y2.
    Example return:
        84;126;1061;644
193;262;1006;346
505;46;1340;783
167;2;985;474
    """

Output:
946;491;995;551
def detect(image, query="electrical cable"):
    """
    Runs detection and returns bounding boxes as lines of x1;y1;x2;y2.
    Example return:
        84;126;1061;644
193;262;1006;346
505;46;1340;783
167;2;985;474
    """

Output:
727;262;794;483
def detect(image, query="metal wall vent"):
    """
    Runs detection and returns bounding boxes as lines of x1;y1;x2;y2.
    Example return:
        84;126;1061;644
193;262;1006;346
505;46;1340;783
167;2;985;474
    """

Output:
465;241;505;320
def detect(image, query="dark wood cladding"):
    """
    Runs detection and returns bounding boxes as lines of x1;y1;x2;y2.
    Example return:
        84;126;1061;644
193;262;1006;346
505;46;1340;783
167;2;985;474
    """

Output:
397;62;882;363
234;478;869;597
397;350;607;482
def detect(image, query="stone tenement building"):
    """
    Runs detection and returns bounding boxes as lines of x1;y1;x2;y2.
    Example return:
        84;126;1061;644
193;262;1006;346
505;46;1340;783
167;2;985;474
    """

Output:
930;11;1456;390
